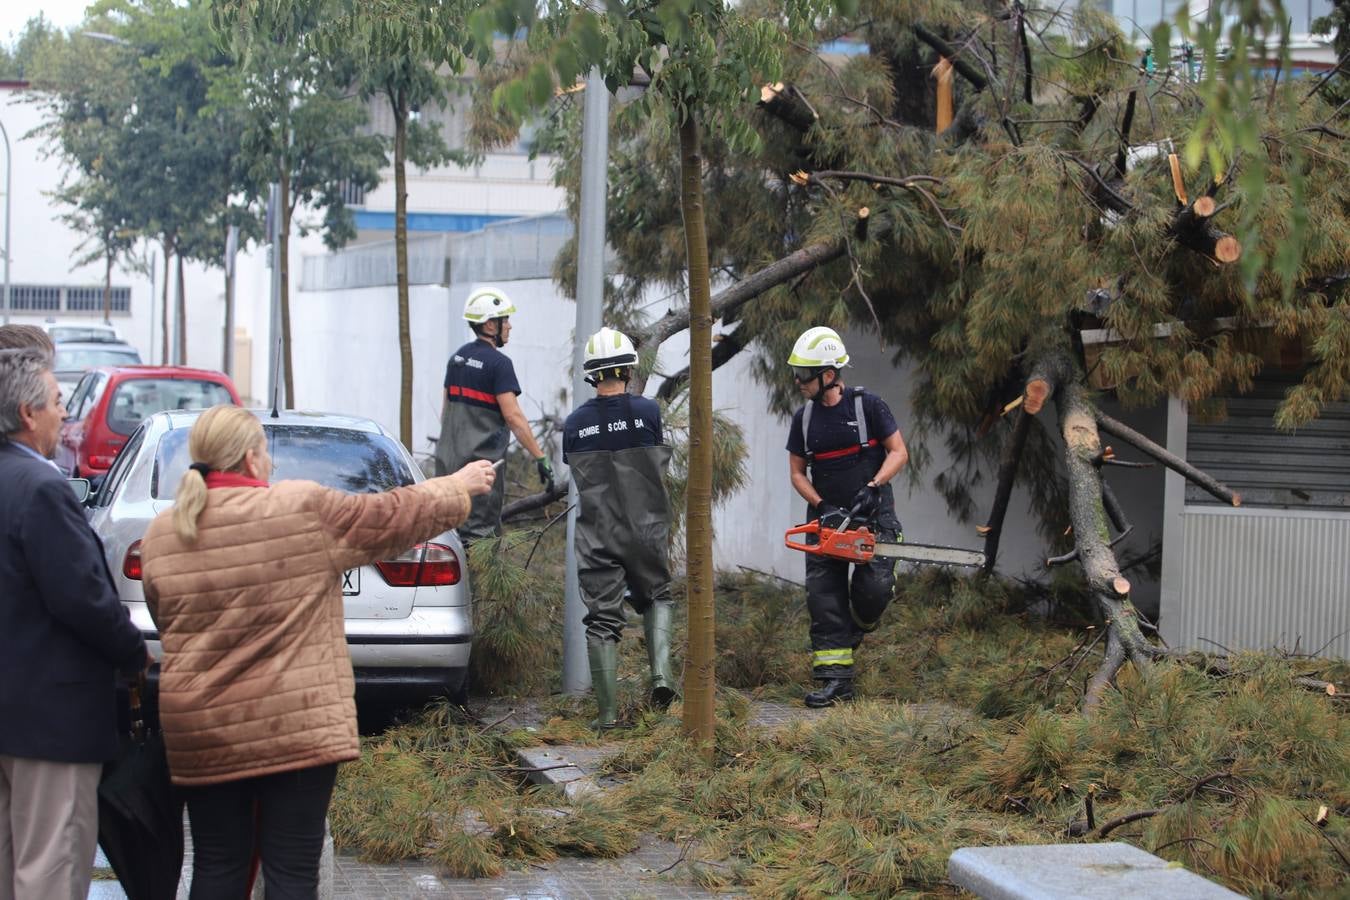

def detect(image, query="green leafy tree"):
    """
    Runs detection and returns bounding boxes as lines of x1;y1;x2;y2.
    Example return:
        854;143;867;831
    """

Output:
208;0;383;407
212;0;464;440
530;0;1348;708
0;16;59;80
484;0;840;750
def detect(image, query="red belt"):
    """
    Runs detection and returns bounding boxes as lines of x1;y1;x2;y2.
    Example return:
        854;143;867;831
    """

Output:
812;439;878;461
447;385;498;406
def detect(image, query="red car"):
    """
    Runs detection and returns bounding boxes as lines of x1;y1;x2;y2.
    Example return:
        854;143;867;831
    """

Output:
58;366;241;478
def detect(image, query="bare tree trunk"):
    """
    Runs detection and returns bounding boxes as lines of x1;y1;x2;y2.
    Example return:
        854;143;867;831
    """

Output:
280;165;295;408
1055;368;1155;711
393;86;413;449
175;254;186;366
678;112;716;758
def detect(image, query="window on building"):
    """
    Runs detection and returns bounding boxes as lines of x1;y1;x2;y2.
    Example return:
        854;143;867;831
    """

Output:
11;285;61;311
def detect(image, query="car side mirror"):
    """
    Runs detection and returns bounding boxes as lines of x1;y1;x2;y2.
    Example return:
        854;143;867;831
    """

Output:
68;478;91;504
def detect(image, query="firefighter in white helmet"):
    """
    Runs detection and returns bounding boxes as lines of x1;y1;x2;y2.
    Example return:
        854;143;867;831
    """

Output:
785;326;909;706
435;286;553;542
562;327;676;729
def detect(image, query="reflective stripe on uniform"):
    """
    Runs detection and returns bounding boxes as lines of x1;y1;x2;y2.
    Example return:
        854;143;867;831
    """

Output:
448;385;499;406
812;648;854;666
801;389;873;465
812;438;879;460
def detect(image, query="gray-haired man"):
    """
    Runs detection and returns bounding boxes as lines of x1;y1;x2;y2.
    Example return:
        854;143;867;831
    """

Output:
0;348;147;899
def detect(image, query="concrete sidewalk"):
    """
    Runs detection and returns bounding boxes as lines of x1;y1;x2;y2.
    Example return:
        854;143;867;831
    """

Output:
88;695;835;899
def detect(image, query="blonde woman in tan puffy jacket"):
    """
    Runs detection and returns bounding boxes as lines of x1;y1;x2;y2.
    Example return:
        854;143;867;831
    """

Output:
140;405;494;900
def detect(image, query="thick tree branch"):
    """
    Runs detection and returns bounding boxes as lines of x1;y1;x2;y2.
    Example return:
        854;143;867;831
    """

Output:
656;328;749;402
1096;413;1241;506
502;479;571;522
631;211;886;394
1112;86;1138;178
1094;808;1163;838
1169;197;1241;264
1015;1;1033;103
1056;368;1156;712
758;82;819;134
980;410;1033;574
1100;480;1129;534
912;24;988;91
1024;353;1073;415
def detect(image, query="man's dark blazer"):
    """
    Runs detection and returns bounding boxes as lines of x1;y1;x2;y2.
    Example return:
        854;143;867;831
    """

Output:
0;440;146;763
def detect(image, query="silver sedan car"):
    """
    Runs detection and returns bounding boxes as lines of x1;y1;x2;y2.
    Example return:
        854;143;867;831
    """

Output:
87;409;473;702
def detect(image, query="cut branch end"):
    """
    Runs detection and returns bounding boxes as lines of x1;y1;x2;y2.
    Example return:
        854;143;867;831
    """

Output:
1025;381;1050;415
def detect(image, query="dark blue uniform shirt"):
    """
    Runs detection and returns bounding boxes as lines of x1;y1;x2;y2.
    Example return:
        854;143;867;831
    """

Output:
785;387;898;476
563;394;664;462
443;339;521;412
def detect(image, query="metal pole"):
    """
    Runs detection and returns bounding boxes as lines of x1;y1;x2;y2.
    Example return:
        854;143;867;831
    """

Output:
224;224;238;378
561;67;610;694
267;183;281;403
148;249;156;362
171;255;183;365
1;117;11;326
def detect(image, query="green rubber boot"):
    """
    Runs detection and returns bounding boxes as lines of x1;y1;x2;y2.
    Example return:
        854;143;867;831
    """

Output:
643;601;678;709
587;638;619;730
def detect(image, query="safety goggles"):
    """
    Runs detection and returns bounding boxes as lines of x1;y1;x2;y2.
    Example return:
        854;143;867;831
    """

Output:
793;366;823;384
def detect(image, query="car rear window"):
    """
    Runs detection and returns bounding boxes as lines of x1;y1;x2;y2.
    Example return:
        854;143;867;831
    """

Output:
152;424;417;500
107;379;237;436
53;346;142;369
49;327;119;343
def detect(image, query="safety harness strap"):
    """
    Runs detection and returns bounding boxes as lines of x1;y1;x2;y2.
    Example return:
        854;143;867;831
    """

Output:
802;387;872;465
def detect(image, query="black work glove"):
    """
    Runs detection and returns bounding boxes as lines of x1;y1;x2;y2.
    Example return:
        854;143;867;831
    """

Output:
535;456;555;492
816;503;847;530
850;483;882;521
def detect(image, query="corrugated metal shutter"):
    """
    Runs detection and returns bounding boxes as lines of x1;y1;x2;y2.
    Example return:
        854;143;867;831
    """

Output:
1186;372;1350;510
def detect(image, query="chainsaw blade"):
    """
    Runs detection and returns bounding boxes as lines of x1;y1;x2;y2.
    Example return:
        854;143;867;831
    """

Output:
871;542;986;568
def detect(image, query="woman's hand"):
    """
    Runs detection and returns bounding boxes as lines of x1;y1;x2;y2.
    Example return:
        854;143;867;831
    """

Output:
451;459;497;497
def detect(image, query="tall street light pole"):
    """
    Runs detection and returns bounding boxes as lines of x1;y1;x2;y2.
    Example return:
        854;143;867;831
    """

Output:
1;115;11;326
561;67;611;694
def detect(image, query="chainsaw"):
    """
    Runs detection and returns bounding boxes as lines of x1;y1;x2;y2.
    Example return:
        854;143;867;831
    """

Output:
784;515;987;568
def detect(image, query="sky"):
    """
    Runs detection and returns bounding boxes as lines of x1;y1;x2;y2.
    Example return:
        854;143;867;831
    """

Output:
2;0;91;48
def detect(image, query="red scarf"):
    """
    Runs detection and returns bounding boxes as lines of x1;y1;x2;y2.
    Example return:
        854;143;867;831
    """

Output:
204;471;269;490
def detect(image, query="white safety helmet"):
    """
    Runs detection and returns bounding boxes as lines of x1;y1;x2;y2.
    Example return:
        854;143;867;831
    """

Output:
583;327;639;382
463;286;517;324
787;326;849;370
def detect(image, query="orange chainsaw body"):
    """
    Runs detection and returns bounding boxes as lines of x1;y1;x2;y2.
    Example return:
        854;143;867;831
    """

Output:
784;521;878;563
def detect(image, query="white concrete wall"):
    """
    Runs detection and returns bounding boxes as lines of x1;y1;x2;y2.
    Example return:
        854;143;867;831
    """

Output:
280;273;1069;586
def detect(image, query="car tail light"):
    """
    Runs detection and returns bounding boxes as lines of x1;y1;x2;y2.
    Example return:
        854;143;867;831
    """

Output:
90;438;125;470
374;542;461;587
123;540;143;580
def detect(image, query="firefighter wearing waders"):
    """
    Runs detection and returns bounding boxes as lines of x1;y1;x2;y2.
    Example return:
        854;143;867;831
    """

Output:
786;327;909;707
563;327;677;729
435;286;554;543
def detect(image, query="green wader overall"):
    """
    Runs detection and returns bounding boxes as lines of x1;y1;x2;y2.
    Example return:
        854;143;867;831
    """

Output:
435;397;509;544
569;442;677;728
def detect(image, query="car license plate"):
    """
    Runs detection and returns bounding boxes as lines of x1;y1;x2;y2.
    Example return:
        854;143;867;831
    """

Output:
342;568;360;596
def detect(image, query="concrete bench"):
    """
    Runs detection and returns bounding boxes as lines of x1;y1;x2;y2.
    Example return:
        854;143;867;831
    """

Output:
948;843;1245;899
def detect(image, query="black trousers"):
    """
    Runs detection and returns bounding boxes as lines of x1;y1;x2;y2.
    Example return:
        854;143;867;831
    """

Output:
184;763;337;900
805;528;897;678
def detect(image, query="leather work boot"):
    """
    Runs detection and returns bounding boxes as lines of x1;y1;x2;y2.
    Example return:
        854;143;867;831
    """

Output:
587;638;620;730
803;678;855;708
643;602;678;709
